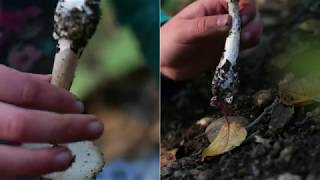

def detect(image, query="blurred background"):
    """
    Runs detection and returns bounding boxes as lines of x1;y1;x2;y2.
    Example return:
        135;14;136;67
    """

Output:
70;0;159;179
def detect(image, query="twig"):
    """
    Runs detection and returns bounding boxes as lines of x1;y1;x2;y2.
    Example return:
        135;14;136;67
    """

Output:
247;98;279;130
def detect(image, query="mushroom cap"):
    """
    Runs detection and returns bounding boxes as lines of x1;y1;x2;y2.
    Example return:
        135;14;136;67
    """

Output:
54;0;101;50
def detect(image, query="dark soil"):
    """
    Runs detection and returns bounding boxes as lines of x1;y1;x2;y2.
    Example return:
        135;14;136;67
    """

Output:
161;1;320;179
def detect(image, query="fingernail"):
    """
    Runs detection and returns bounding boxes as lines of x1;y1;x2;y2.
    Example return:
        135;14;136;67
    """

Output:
55;151;72;166
88;121;104;136
75;101;85;113
218;15;230;27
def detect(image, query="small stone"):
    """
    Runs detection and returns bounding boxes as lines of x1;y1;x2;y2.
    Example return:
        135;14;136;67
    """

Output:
197;170;211;180
277;173;301;180
280;147;293;162
190;169;200;175
161;167;172;177
173;170;185;178
167;161;180;169
255;135;271;148
269;103;294;130
255;144;267;156
196;117;213;127
270;142;281;157
254;89;273;107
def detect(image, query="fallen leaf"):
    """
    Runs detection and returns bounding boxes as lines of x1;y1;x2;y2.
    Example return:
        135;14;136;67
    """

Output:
279;74;320;105
160;147;177;167
202;116;248;158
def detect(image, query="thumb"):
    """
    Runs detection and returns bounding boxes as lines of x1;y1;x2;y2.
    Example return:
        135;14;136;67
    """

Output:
177;14;231;43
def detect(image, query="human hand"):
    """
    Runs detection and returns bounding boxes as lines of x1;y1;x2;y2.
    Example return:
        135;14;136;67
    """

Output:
0;65;104;178
161;0;263;80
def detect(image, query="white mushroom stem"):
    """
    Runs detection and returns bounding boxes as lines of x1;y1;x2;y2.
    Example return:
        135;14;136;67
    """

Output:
24;0;104;179
211;0;241;105
51;39;79;89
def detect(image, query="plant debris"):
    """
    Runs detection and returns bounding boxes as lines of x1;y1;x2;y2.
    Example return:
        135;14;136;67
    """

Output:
269;103;295;130
279;74;320;106
202;116;248;159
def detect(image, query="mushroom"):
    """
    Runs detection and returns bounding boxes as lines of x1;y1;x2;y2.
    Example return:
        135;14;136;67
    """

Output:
211;0;241;106
25;0;104;179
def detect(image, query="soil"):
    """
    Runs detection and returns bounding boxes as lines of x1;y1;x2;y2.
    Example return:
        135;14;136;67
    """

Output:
161;0;320;179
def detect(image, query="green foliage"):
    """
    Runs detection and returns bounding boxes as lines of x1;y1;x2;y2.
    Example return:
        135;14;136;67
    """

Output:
71;3;143;98
273;31;320;78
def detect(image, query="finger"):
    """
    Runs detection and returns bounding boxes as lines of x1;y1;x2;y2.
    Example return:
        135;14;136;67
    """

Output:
0;65;83;113
0;102;104;143
177;0;256;20
175;15;231;43
241;14;263;49
1;177;11;180
0;146;72;176
28;74;52;82
176;0;228;19
239;0;257;26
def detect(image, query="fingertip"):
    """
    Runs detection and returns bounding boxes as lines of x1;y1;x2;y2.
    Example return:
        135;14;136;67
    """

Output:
203;15;232;34
240;17;263;49
240;0;256;26
54;89;85;114
0;146;73;176
241;14;250;26
52;147;73;171
75;100;85;113
29;74;52;82
87;120;104;139
225;14;233;28
241;31;260;49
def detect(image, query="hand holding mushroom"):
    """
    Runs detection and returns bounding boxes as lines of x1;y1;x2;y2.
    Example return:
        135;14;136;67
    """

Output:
160;0;263;81
26;0;105;179
0;58;103;177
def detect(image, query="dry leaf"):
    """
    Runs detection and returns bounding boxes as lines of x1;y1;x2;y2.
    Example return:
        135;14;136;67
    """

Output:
160;147;177;167
279;74;320;105
202;116;248;158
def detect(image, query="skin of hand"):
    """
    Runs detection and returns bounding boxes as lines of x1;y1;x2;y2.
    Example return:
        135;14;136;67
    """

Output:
161;0;263;81
0;65;104;177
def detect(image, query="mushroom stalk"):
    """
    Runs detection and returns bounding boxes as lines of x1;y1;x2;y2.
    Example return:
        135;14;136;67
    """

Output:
51;39;78;89
47;0;104;179
211;0;241;106
25;0;104;179
51;0;100;89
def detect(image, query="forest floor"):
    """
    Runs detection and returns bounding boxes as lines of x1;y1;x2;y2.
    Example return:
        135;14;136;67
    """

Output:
161;0;320;179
